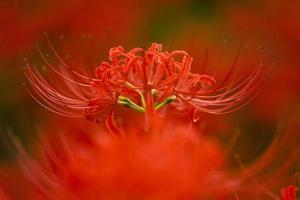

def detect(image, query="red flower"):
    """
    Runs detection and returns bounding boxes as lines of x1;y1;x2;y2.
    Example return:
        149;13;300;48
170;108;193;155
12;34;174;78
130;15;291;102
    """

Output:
24;42;266;126
16;118;223;200
281;185;298;200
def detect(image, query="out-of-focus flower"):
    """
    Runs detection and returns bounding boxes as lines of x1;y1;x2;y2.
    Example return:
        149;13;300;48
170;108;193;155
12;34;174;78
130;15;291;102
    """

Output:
24;42;266;128
6;109;299;200
281;185;298;200
15;117;223;200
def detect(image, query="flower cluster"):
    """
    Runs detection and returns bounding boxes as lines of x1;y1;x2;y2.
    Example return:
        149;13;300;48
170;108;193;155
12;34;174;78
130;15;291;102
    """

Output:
24;42;265;128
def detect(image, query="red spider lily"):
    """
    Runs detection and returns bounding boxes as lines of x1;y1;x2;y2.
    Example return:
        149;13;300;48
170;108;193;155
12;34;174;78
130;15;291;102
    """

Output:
14;118;224;200
0;113;299;200
2;107;298;200
281;185;298;200
2;112;298;200
24;41;266;129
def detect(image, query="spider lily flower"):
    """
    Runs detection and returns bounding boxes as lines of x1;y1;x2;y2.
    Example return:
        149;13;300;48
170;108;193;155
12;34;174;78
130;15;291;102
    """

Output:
24;42;266;127
14;118;223;200
4;112;299;200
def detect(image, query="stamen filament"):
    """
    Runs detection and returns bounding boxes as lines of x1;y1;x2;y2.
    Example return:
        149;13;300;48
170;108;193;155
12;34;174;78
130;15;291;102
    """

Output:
155;95;176;110
118;96;145;112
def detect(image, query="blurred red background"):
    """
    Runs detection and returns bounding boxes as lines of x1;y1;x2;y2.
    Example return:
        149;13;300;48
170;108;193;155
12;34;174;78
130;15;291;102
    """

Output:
0;0;299;199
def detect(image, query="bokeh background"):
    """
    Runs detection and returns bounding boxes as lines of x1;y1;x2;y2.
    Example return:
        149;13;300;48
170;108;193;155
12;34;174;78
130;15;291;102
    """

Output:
0;0;299;198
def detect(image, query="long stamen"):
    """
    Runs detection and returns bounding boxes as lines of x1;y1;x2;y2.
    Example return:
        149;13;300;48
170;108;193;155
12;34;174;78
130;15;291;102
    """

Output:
45;35;99;82
118;96;144;112
155;95;176;110
35;44;92;87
